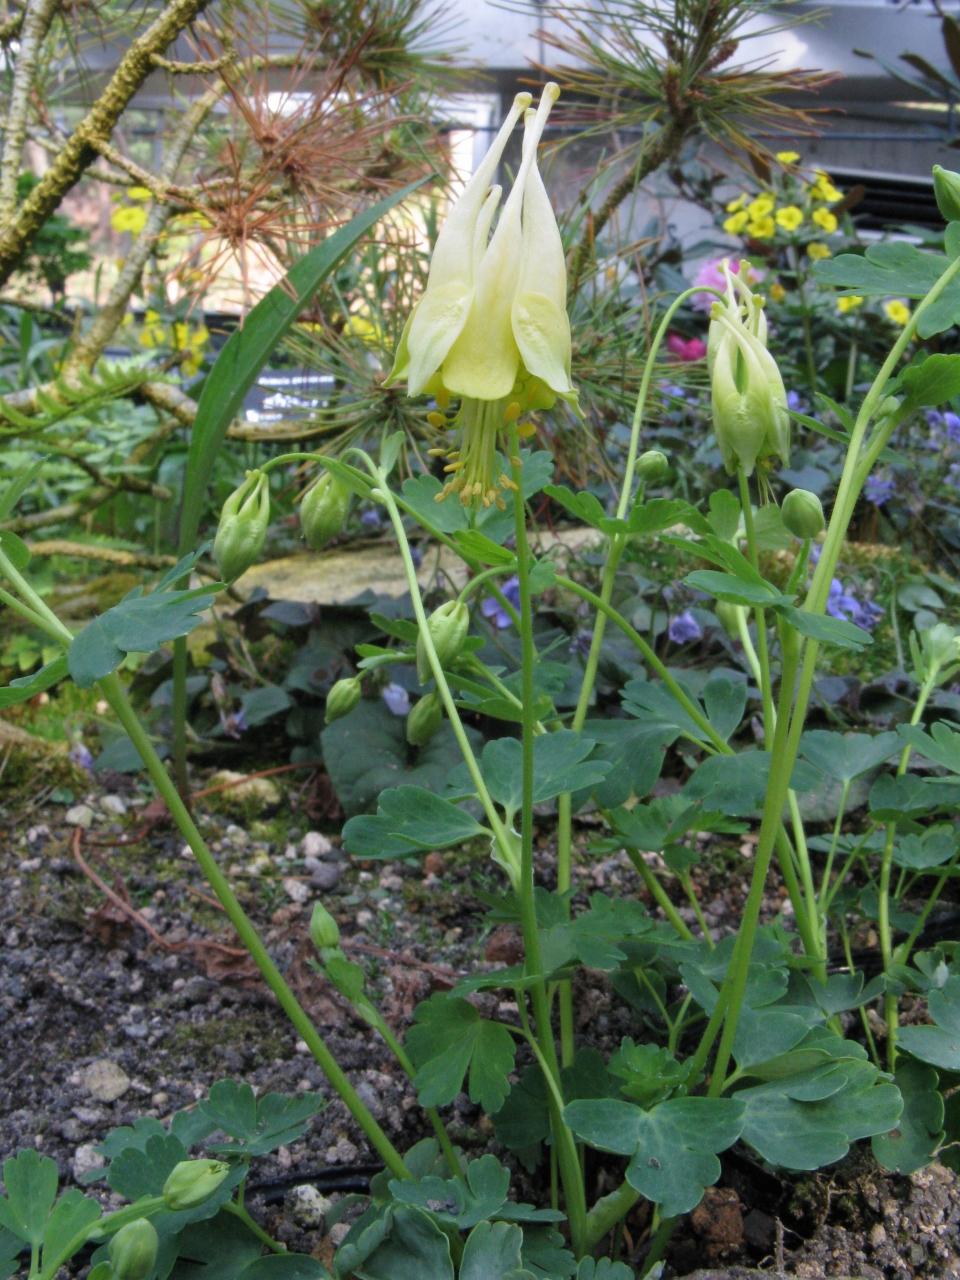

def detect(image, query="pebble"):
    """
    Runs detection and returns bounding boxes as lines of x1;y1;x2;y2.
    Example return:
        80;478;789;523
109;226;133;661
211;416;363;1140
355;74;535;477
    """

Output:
81;1059;131;1102
287;1185;332;1229
302;832;333;860
100;795;127;816
65;805;94;828
72;1143;105;1180
306;860;341;891
282;877;310;905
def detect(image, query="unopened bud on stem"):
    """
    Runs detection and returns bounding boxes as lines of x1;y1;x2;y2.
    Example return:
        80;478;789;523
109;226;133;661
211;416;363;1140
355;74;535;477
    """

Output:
214;471;270;583
108;1220;158;1280
325;675;362;724
301;472;352;551
636;450;669;483
407;691;443;746
781;489;825;540
163;1159;229;1210
310;901;340;952
416;601;470;683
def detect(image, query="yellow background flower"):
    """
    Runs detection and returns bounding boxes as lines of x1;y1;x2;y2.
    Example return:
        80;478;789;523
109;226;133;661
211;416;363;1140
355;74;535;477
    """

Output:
747;194;775;219
884;299;910;325
723;211;749;234
769;282;786;301
726;194;747;213
811;207;838;234
776;151;800;164
747;216;775;239
111;206;148;234
811;171;843;202
127;186;153;201
807;242;832;261
775;206;803;231
837;296;863;313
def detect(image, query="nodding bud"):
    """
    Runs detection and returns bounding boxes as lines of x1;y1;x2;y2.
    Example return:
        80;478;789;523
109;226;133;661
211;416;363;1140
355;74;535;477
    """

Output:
310;901;340;952
934;165;960;222
325;675;362;724
781;489;825;540
636;450;669;483
162;1159;229;1210
214;470;269;583
407;691;443;746
301;472;352;551
715;600;742;640
416;600;470;684
108;1220;159;1280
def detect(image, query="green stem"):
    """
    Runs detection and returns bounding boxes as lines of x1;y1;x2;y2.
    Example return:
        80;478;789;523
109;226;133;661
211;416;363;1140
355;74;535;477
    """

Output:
819;779;851;912
96;670;410;1182
624;848;694;940
583;1180;641;1251
737;470;774;737
224;1202;286;1252
681;872;714;947
841;918;880;1067
38;1197;168;1280
640;1216;677;1278
0;583;55;633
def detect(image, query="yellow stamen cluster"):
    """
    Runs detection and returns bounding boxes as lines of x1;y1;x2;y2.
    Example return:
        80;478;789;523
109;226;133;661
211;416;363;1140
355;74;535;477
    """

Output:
433;397;522;511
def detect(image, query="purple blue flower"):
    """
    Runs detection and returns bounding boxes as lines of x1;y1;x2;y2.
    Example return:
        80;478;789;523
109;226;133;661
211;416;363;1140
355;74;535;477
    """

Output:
827;579;884;630
786;390;803;412
382;682;410;715
69;743;93;772
927;410;945;429
668;610;703;644
219;707;247;738
482;576;521;629
570;630;594;657
864;476;894;506
946;412;960;443
361;509;381;530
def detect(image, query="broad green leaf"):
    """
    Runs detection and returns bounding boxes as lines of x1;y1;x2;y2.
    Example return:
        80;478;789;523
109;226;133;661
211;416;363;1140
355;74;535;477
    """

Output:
738;1059;903;1170
804;972;885;1017
519;1225;576;1280
460;1221;524;1280
798;730;899;783
542;485;606;530
169;1208;264;1280
0;457;44;522
753;502;793;551
872;1061;944;1175
775;604;873;651
684;570;784;607
492;1065;550;1173
0;1230;21;1280
625;497;704;537
461;731;611;818
41;1191;100;1271
575;720;675;809
0;1149;59;1244
333;1205;392;1279
453;532;516;567
0;655;67;709
562;894;659;969
898;977;960;1069
68;555;219;688
893;827;958;871
0;529;29;570
812;243;960;338
240;685;292;726
898;720;960;774
406;996;516;1113
576;1261;633;1280
683;751;820;816
350;1205;453;1280
562;1096;744;1217
610;796;704;852
707;488;741;540
178;181;425;558
702;676;749;741
901;353;960;411
680;964;810;1068
342;784;488;858
107;1134;188;1199
390;1155;509;1231
323;699;482;817
869;772;955;820
238;1256;330;1280
169;1109;218;1150
403;452;552;546
93;1117;168;1163
199;1080;323;1156
621;673;746;744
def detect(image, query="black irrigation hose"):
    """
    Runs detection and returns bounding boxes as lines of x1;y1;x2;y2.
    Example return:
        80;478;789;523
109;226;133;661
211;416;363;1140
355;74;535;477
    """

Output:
245;1164;384;1204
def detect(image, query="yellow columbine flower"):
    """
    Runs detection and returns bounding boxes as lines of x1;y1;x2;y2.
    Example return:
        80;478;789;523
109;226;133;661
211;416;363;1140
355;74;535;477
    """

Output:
837;295;863;314
388;84;577;509
770;282;786;302
776;151;800;164
747;194;775;220
884;299;911;326
811;207;838;234
111;206;148;234
806;242;832;261
775;206;804;231
723;211;749;234
747;216;775;240
726;194;748;213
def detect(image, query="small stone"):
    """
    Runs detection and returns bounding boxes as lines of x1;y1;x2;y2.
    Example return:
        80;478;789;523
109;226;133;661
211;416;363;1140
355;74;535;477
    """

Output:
302;831;333;860
328;1223;350;1247
209;772;281;816
81;1059;131;1102
152;1092;169;1108
72;1143;105;1181
423;851;446;875
276;1146;293;1171
18;858;42;872
100;795;127;816
295;1040;310;1054
287;1185;332;1230
246;852;274;877
870;1224;888;1248
65;805;94;829
485;927;524;965
308;862;341;892
356;909;374;928
325;1137;358;1164
282;878;310;905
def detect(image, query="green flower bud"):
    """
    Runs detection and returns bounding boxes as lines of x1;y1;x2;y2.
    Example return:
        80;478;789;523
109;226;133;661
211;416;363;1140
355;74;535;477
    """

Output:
301;472;351;551
636;450;669;483
781;489;825;540
920;621;960;671
162;1159;229;1210
109;1220;158;1280
325;675;361;724
715;600;742;640
875;395;902;426
934;165;960;223
310;901;340;951
214;470;269;583
407;691;443;746
416;600;470;684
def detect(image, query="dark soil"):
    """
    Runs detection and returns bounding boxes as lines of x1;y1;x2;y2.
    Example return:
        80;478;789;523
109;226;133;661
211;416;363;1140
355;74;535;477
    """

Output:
1;773;958;1279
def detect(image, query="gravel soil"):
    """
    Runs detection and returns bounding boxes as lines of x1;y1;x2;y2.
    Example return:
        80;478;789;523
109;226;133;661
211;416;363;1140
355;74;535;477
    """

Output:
1;772;959;1280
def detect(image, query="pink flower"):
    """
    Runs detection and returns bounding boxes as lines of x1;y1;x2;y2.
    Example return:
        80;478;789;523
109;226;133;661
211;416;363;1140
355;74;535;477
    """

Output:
666;333;707;361
689;256;766;313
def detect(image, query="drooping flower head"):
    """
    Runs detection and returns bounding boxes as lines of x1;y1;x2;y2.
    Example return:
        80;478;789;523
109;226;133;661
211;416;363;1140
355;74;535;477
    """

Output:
389;84;577;509
707;259;789;477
